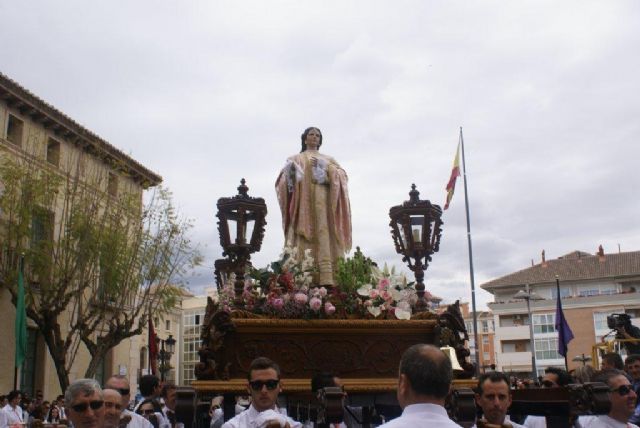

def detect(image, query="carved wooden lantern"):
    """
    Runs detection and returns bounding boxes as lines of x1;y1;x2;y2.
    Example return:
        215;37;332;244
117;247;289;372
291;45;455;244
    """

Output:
216;179;267;305
389;184;443;312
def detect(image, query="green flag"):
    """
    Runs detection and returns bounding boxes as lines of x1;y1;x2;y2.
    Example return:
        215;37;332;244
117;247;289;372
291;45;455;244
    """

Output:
15;260;27;368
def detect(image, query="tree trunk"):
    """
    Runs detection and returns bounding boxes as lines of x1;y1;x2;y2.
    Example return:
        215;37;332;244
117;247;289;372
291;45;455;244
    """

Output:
40;322;70;391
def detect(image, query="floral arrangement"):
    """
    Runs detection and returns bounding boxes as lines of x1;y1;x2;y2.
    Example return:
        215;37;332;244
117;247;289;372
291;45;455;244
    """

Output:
217;246;423;320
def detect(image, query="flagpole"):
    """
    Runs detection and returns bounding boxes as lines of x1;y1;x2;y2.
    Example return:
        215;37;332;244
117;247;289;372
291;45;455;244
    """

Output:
459;127;481;375
14;255;25;390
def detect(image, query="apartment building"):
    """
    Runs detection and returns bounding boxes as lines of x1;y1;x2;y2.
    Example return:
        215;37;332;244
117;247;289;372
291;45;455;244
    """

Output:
0;71;161;397
482;248;640;377
461;304;497;372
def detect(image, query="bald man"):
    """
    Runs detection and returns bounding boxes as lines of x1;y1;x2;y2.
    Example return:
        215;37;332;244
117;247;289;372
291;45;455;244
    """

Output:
103;389;125;428
105;375;152;428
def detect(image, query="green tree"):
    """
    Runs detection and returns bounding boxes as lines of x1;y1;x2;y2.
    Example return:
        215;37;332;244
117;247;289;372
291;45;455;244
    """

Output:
0;154;201;390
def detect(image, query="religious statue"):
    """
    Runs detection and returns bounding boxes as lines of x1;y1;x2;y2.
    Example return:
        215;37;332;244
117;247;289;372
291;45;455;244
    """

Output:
275;127;352;286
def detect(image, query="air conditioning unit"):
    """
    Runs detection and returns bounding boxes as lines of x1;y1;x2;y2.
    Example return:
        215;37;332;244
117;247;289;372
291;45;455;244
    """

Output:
514;314;521;320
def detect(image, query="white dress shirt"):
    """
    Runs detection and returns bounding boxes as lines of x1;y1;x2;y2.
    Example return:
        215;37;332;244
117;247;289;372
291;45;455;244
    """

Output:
221;405;302;428
378;403;462;427
124;409;154;428
577;415;640;428
1;404;24;427
472;415;526;427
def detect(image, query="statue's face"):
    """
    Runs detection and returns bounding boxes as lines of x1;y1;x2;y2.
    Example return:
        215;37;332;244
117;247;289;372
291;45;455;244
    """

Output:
305;128;321;150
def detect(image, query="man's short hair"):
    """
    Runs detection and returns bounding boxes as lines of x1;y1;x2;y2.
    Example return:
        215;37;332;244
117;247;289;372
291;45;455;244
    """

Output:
602;352;624;370
625;354;640;365
7;390;21;401
399;344;452;399
247;357;281;381
594;369;627;386
139;375;160;397
65;378;103;404
161;384;177;398
545;367;572;386
477;371;510;395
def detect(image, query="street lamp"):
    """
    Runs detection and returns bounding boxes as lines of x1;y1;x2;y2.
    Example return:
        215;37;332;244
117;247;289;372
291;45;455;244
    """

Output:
389;184;443;312
156;334;176;382
513;285;543;379
572;354;592;366
216;179;268;305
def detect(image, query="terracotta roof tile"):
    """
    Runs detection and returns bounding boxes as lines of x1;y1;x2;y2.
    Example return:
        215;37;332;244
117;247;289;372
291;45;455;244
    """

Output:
481;250;640;290
0;71;161;186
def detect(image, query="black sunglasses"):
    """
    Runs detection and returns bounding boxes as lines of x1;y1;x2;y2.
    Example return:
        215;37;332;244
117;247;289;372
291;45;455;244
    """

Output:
71;400;104;412
116;388;130;396
249;379;280;391
541;380;556;388
611;384;634;396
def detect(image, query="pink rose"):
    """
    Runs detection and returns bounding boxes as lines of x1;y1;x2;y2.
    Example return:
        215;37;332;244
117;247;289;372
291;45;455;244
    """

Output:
294;293;308;304
272;298;284;310
381;290;392;301
309;297;322;311
319;287;328;297
378;278;390;290
369;289;379;299
324;302;336;315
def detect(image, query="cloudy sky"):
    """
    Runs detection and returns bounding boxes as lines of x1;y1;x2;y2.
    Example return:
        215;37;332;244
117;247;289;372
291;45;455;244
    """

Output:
2;1;639;309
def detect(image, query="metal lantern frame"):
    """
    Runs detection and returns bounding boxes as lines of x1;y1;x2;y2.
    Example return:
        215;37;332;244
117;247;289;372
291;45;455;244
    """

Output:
156;334;177;381
389;184;443;312
216;179;267;304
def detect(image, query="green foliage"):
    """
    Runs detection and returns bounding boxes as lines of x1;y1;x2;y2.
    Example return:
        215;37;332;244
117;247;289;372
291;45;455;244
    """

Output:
0;153;201;390
334;246;375;292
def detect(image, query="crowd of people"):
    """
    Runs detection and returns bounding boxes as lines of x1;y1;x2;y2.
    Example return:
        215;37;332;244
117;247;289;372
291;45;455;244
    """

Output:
0;374;180;428
3;350;640;428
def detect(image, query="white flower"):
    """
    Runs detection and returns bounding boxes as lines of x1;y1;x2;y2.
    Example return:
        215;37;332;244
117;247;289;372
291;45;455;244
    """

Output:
395;301;412;319
357;284;373;297
395;307;411;320
390;287;402;302
367;306;382;317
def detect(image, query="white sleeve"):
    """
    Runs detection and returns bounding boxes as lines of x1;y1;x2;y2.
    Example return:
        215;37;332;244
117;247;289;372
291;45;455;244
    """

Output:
312;158;328;184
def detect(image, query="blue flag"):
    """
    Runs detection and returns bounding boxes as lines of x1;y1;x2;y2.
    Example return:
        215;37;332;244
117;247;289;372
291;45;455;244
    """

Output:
555;279;574;357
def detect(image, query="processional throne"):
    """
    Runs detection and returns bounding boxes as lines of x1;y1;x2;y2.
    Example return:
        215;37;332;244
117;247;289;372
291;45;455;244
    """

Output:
189;180;475;426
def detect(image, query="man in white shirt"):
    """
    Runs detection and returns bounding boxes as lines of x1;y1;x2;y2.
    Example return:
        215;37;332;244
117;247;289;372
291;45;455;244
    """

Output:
473;371;525;428
523;367;573;428
578;369;639;428
103;389;124;428
65;378;106;428
105;375;153;428
378;344;462;427
222;357;302;428
1;390;24;427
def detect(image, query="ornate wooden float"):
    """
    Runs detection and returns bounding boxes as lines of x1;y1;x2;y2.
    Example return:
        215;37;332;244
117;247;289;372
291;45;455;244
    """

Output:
194;301;474;394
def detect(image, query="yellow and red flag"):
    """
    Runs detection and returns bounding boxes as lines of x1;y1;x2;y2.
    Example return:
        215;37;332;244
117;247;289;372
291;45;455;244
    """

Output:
444;142;461;210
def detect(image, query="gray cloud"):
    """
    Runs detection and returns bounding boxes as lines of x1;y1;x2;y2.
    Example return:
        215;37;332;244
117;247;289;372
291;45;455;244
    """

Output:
2;0;639;309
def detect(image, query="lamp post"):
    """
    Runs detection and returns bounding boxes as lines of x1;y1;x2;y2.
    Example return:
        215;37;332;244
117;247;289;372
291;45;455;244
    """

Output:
156;334;176;382
572;354;592;366
389;184;443;312
513;285;543;379
216;179;267;305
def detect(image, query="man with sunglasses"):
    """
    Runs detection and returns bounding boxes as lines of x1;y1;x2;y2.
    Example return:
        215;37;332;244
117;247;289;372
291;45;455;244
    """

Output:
105;375;153;428
221;357;302;428
65;378;105;428
577;369;639;427
523;367;572;428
